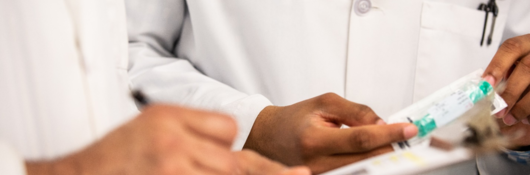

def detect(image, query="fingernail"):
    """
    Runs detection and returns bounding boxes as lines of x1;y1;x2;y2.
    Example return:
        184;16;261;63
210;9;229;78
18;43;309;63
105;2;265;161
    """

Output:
403;125;418;139
484;75;496;86
503;113;517;126
376;119;387;125
495;109;506;118
522;118;530;125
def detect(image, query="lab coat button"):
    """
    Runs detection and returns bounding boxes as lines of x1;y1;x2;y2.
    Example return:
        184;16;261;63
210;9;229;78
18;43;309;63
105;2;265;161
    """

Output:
354;0;371;15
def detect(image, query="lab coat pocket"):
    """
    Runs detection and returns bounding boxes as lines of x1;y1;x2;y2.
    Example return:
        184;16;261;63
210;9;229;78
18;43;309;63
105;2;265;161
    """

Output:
413;1;508;101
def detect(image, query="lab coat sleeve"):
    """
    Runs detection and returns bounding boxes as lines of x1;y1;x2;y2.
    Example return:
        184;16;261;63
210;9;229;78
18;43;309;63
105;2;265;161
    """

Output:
125;0;272;150
0;142;26;175
501;0;530;41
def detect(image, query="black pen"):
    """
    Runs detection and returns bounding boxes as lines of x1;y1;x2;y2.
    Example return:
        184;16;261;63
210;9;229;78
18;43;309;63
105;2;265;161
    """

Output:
478;0;498;46
132;90;150;107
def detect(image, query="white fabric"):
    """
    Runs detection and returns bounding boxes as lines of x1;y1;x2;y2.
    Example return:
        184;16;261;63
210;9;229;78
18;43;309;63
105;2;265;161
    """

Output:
0;142;26;175
126;0;530;150
0;0;136;174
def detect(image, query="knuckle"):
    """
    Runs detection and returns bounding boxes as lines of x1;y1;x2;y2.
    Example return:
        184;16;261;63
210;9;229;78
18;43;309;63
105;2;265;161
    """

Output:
147;115;174;130
215;115;238;139
218;157;237;174
152;132;181;152
501;37;524;54
300;134;320;155
513;103;530;119
143;105;176;121
487;62;506;78
520;55;530;70
222;114;238;131
316;93;341;105
502;89;519;105
349;130;374;151
356;104;374;116
357;104;370;113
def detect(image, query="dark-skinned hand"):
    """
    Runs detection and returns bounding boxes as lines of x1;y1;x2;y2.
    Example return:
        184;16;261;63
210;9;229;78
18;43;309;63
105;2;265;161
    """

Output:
244;93;418;174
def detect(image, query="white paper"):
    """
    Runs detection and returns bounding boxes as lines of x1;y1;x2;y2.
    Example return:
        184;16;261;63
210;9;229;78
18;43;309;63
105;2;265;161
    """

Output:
323;147;472;175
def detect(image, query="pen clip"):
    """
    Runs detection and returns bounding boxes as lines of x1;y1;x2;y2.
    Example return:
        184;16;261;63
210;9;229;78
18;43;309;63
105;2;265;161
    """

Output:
478;0;498;46
478;3;490;46
486;0;498;46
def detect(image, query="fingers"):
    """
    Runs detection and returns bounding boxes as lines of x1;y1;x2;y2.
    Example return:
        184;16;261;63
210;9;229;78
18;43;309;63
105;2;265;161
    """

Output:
276;167;311;175
180;110;238;147
178;157;221;175
337;103;381;126
233;150;311;175
500;122;530;147
483;34;530;86
146;125;231;175
234;150;289;175
314;93;382;126
484;35;530;126
190;136;237;174
502;55;530;125
510;91;530;125
305;123;417;155
144;105;238;147
150;107;238;174
306;146;393;174
501;54;530;106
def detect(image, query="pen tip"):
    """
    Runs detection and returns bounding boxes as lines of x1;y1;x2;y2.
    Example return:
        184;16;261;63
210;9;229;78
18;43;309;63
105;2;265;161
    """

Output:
132;90;148;105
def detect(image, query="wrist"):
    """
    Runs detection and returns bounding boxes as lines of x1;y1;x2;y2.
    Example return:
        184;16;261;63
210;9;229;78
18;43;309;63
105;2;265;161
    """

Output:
252;105;280;132
25;161;54;175
243;106;282;157
244;106;276;146
224;94;274;150
255;106;279;126
25;155;82;175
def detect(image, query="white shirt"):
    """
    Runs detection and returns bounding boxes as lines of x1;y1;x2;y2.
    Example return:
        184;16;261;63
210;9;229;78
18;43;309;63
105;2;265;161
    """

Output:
126;0;530;151
0;0;136;174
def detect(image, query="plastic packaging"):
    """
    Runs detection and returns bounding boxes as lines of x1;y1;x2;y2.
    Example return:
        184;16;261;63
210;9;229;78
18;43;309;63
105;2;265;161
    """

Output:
413;80;492;137
388;70;507;150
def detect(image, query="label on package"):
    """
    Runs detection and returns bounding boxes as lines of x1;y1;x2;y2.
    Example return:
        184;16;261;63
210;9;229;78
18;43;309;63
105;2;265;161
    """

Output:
429;90;474;127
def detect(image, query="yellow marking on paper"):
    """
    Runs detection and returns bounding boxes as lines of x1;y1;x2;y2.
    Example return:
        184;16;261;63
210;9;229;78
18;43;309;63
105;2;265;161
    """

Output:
403;152;425;166
372;160;382;166
390;155;399;163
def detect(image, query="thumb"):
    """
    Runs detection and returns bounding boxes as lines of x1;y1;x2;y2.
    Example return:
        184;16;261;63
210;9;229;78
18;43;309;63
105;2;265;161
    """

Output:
312;123;418;154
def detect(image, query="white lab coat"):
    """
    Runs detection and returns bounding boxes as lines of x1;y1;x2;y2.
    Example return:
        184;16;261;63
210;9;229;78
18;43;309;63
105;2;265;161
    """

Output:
0;0;136;174
127;0;529;148
126;0;530;173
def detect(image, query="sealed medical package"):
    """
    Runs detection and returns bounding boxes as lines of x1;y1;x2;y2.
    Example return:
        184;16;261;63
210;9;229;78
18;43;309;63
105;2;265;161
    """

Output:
388;70;507;151
324;70;509;175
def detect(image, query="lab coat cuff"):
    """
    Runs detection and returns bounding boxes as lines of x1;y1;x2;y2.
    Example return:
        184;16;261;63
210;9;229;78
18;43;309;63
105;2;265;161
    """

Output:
0;142;27;175
226;94;272;151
